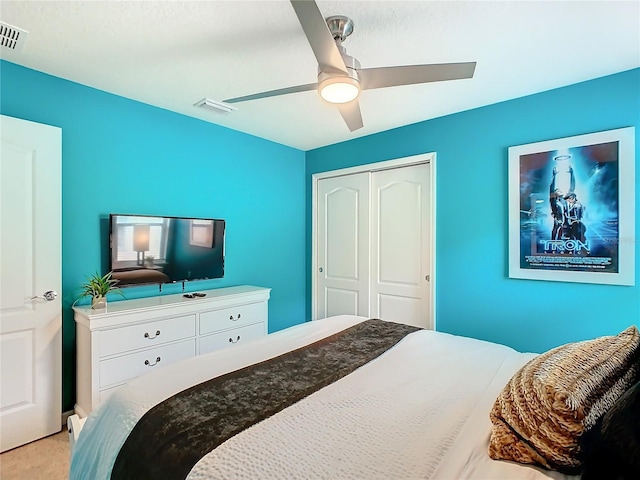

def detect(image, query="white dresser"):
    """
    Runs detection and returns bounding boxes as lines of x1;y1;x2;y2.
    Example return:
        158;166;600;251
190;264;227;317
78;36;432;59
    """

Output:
73;285;270;416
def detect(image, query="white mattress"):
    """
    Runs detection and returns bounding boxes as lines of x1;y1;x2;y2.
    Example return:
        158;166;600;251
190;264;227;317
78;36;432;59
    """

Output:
70;315;577;480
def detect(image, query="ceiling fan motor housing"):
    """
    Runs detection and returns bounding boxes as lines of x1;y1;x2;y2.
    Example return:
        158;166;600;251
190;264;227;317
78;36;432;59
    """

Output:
317;50;361;103
317;49;361;83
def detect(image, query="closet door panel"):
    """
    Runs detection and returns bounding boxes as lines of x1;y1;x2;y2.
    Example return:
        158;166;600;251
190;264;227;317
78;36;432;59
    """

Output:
377;294;422;325
325;288;360;318
316;173;370;319
376;176;422;285
371;164;431;328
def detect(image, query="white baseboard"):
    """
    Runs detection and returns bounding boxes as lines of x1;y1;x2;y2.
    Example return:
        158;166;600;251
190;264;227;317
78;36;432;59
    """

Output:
61;409;75;428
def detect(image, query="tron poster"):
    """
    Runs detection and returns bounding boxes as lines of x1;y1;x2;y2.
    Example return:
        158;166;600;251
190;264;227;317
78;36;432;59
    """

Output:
508;127;635;286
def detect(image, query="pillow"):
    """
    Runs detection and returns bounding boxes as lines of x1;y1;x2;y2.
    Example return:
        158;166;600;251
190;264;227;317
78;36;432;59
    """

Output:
488;325;640;474
581;380;640;480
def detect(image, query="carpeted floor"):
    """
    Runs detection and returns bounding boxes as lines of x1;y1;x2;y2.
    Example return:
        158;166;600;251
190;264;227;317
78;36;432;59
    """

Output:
0;429;70;480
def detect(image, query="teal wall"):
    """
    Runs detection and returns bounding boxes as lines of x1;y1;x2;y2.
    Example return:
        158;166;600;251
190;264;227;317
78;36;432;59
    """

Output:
306;68;640;354
0;61;306;412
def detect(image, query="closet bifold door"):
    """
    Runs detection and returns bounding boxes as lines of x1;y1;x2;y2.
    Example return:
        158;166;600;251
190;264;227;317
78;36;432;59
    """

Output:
370;164;431;328
316;172;370;319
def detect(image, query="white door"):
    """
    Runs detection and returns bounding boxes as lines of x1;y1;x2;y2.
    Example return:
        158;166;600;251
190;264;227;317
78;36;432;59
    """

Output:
371;164;430;328
314;158;433;328
316;173;370;318
0;115;62;452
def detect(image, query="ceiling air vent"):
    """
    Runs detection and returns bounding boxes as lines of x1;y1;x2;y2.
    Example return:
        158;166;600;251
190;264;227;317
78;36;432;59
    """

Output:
194;98;237;115
0;21;28;52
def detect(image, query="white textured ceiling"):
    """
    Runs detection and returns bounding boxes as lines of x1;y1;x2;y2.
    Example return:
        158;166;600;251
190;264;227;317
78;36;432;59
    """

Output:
1;1;639;151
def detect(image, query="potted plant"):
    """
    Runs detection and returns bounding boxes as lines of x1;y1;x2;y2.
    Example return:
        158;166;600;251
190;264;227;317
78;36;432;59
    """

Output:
78;271;124;309
144;255;155;267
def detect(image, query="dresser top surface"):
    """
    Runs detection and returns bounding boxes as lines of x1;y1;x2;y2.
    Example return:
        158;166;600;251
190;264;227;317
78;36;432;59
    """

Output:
73;285;270;321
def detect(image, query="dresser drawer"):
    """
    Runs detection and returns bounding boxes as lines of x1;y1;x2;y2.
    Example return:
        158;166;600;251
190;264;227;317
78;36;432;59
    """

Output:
199;302;266;335
99;339;196;388
199;323;265;355
99;384;121;404
99;314;196;358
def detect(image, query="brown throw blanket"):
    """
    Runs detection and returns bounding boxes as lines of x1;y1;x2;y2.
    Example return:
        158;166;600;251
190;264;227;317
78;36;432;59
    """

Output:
111;319;420;480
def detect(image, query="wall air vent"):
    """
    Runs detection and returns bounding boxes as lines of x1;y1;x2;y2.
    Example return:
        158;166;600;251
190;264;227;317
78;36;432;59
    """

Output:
0;21;28;52
194;98;237;115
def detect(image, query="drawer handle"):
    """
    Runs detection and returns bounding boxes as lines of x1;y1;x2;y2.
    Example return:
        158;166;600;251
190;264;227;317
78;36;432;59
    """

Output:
144;330;161;339
229;313;242;321
144;356;161;366
228;335;241;344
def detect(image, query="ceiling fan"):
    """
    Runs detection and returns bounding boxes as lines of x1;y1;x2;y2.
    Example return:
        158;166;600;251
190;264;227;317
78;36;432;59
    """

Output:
223;0;476;132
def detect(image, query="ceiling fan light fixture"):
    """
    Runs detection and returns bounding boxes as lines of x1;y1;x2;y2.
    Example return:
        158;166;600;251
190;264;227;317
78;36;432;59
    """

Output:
318;76;360;104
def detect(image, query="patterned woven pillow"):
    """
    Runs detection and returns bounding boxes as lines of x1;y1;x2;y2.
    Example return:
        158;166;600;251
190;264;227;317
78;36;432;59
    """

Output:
488;325;640;474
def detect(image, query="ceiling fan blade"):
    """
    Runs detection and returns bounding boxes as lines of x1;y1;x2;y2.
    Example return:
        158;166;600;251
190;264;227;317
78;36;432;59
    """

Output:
336;101;364;132
290;0;348;75
224;83;318;104
359;62;476;91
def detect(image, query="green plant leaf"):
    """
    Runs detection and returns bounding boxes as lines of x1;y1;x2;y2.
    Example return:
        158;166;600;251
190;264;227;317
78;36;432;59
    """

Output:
77;271;124;300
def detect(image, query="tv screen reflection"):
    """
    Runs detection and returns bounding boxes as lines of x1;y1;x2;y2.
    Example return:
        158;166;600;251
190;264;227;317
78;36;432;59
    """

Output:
109;214;225;287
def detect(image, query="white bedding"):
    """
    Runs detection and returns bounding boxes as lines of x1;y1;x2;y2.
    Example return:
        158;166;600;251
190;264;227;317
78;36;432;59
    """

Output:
70;315;577;479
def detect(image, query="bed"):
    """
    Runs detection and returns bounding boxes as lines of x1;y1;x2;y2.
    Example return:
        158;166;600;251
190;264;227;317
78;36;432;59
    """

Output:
68;315;639;480
111;268;171;286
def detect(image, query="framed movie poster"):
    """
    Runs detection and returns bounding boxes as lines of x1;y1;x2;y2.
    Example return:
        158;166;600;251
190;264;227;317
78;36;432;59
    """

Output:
508;127;635;286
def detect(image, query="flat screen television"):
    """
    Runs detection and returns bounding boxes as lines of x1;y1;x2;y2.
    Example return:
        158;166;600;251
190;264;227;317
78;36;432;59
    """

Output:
109;213;225;288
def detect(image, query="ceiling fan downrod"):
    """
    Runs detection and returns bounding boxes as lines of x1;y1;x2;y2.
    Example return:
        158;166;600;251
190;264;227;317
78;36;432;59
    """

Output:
325;15;354;43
